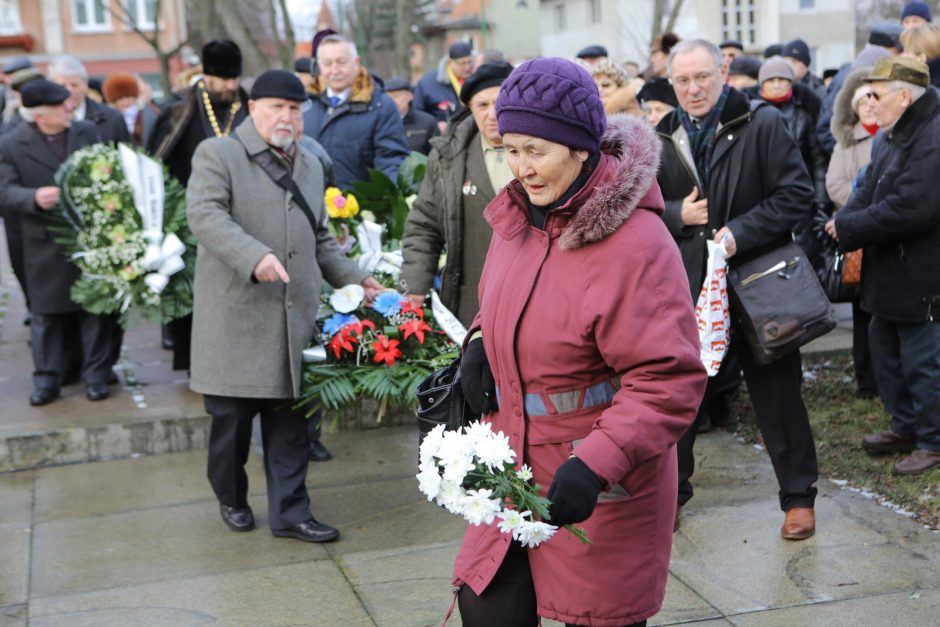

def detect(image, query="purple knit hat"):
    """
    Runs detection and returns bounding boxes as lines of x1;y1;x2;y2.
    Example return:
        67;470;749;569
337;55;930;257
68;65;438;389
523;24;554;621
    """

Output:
495;57;607;152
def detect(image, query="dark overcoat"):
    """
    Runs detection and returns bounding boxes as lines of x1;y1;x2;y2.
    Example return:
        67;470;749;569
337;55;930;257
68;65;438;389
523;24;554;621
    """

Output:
0;120;100;314
655;88;815;297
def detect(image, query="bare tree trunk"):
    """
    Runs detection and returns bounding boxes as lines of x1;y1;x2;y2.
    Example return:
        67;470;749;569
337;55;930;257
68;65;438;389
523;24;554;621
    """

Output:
650;0;665;45
276;0;296;68
213;0;273;75
664;0;687;35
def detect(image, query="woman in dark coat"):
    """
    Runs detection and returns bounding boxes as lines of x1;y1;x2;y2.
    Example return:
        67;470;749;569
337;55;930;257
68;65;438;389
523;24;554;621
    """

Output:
454;58;706;627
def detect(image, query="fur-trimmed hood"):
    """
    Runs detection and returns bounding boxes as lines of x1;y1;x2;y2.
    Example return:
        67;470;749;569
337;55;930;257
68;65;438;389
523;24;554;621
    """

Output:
309;66;376;103
831;67;872;147
485;114;663;251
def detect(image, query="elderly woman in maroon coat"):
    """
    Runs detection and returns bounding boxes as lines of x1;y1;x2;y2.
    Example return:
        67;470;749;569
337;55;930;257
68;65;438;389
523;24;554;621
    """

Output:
454;58;707;627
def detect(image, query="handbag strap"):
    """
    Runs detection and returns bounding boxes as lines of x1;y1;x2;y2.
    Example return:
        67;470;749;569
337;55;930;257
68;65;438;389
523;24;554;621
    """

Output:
233;134;321;235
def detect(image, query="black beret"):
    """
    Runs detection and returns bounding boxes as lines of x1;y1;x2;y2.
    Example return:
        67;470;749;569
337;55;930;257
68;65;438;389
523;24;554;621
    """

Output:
384;77;412;92
576;45;608;59
202;40;242;78
294;57;312;74
869;23;903;49
719;40;744;51
636;77;678;108
728;55;762;79
311;28;338;58
782;38;810;66
250;69;307;102
822;68;839;81
20;79;70;108
459;61;513;105
2;56;31;74
763;43;783;58
449;42;472;60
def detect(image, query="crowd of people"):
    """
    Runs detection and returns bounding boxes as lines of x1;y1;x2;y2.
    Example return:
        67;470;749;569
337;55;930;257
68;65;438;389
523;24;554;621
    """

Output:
0;1;938;625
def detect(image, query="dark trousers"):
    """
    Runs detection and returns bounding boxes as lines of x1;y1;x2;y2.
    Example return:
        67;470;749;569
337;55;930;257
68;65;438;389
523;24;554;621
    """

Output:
852;300;877;395
3;212;30;310
168;313;192;371
306;407;323;445
205;395;313;529
458;542;646;627
31;311;113;390
678;339;818;511
868;317;940;451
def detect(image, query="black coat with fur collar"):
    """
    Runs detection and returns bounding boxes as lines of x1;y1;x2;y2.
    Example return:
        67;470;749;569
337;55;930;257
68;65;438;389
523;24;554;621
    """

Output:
835;87;940;322
655;87;815;296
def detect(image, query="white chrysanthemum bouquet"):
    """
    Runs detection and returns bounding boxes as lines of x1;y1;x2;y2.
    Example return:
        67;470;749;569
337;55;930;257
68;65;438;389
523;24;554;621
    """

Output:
417;422;590;547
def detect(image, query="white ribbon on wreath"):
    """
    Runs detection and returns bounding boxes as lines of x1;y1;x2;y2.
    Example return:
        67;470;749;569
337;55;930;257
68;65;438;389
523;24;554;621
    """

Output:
355;219;403;277
118;145;185;294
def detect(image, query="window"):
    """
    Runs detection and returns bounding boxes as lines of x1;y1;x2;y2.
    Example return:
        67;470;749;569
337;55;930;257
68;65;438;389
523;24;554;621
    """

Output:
73;0;110;31
123;0;157;29
0;0;23;35
590;0;601;25
554;4;566;31
799;0;814;9
720;0;757;47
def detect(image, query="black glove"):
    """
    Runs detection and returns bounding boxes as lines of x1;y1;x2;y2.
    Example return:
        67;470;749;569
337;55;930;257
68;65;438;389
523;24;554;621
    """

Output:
546;456;603;526
459;337;498;415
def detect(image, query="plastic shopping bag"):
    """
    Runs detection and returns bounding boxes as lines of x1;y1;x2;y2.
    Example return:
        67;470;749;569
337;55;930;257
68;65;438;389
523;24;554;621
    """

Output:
694;240;729;376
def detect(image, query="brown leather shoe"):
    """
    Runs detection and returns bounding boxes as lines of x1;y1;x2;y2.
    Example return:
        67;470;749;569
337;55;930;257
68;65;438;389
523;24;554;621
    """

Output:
893;449;940;475
781;507;815;541
861;430;916;454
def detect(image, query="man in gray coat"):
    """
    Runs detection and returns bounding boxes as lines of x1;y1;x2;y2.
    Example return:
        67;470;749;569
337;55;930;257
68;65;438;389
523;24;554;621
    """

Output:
187;70;382;542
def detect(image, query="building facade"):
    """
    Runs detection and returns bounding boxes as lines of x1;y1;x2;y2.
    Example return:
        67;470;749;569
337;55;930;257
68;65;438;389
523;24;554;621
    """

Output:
0;0;187;96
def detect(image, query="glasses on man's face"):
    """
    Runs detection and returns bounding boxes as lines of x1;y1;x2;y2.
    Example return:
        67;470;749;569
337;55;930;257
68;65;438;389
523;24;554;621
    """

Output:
671;71;715;90
870;88;902;101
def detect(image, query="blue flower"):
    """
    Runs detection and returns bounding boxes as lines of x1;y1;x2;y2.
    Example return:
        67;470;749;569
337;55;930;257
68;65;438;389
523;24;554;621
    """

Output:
323;313;358;336
372;290;404;317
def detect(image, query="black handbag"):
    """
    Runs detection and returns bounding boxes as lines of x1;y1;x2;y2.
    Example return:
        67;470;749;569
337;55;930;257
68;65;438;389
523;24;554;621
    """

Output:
415;358;479;444
727;240;837;365
811;209;859;303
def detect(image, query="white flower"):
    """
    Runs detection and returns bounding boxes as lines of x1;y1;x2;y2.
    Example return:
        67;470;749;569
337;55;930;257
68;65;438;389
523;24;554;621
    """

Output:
516;465;534;481
419;424;447;465
416;465;442;501
475;429;516;471
441;452;476;485
496;509;531;539
436;428;475;470
436;481;467;514
516;521;558;548
463;420;494;450
461;489;502;526
329;284;365;313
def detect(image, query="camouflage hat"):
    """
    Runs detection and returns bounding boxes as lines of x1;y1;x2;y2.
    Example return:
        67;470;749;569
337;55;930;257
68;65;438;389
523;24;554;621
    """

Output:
863;56;929;87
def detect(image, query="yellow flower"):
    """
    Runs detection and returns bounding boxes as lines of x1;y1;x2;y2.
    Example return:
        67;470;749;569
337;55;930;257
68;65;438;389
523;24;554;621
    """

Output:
323;187;360;219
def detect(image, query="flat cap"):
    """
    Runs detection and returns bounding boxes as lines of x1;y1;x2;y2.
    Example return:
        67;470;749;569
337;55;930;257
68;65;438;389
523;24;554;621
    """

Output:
449;41;472;60
384;77;412;92
763;43;783;58
728;55;762;79
869;23;903;49
20;79;70;108
2;56;31;74
576;44;608;59
10;67;42;91
719;39;744;51
864;55;929;87
250;69;307;101
460;61;513;104
294;57;312;74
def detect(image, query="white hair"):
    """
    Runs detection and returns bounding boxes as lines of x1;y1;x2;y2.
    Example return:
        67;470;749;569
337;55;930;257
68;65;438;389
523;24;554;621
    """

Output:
19;105;49;122
667;39;723;77
48;55;88;81
887;79;927;102
316;34;359;60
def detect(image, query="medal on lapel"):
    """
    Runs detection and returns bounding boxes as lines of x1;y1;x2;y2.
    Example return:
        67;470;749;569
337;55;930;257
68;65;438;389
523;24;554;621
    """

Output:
462;180;477;196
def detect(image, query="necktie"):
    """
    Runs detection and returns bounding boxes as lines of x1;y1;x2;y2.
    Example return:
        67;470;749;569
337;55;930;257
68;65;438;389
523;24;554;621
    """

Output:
329;96;341;108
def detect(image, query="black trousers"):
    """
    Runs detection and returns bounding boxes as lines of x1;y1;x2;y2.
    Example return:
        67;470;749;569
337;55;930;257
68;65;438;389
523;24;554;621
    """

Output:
3;212;30;310
205;395;313;530
851;299;877;395
457;542;647;627
678;338;818;511
31;311;113;390
168;313;192;371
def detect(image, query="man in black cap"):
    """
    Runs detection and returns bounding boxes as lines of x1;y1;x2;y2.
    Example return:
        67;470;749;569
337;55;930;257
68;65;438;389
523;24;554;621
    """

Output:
719;39;744;67
401;61;514;325
385;77;439;155
781;38;827;100
0;79;114;405
575;44;608;66
147;40;250;371
0;56;31;126
187;68;382;542
727;55;762;91
763;43;783;59
413;41;476;131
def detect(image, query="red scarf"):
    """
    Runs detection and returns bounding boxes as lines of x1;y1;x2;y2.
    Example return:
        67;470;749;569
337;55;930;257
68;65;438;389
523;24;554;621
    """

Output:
862;122;880;136
762;88;793;105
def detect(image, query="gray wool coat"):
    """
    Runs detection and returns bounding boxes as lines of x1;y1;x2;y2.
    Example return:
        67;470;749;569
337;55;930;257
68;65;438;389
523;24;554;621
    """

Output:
187;119;367;399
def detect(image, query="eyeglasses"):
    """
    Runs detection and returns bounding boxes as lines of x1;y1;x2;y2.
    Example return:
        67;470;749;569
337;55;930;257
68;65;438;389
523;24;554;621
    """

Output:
870;88;903;101
671;72;715;90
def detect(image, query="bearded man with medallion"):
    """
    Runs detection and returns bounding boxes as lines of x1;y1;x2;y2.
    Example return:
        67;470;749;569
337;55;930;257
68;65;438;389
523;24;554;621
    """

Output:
147;40;248;372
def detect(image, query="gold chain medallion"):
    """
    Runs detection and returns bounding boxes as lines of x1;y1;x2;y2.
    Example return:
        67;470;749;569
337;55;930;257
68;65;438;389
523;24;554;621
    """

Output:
199;80;241;137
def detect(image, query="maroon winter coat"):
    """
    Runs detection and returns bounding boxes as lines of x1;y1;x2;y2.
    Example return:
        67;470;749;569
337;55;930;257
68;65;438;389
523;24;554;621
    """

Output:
452;116;707;626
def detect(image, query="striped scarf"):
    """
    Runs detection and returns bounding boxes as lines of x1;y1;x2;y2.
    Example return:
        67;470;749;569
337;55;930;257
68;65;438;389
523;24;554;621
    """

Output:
677;84;730;190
